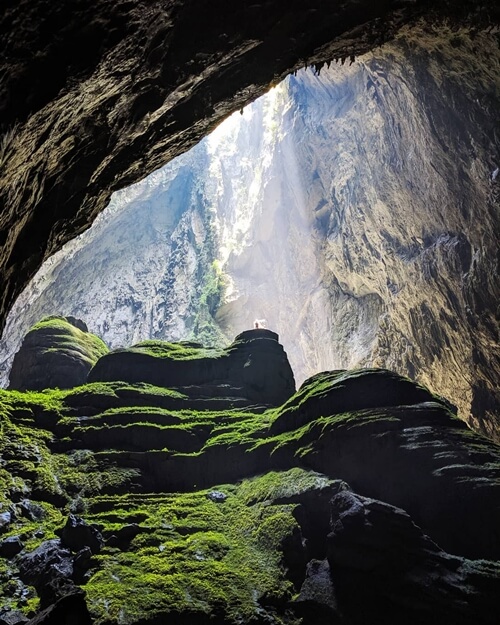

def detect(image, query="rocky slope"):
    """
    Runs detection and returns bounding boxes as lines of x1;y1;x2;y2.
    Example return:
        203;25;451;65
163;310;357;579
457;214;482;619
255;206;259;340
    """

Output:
2;27;499;440
0;329;499;624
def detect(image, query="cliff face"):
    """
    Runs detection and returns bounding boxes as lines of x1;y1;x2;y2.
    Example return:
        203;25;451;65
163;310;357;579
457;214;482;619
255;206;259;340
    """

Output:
2;28;499;439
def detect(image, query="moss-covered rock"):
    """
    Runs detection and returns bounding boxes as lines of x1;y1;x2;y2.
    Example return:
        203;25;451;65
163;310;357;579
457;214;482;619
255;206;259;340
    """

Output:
88;329;295;408
8;317;108;392
270;368;451;434
0;364;499;622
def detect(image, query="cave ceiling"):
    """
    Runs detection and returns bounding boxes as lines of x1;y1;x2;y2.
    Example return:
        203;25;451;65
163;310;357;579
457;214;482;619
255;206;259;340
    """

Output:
0;0;499;332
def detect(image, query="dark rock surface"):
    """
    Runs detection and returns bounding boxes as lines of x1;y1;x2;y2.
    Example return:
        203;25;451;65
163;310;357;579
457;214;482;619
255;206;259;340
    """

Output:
270;368;446;434
4;0;495;336
327;490;500;624
293;559;339;624
24;592;91;625
89;328;296;407
0;535;24;558
8;316;108;391
17;539;76;608
0;612;28;625
60;514;103;555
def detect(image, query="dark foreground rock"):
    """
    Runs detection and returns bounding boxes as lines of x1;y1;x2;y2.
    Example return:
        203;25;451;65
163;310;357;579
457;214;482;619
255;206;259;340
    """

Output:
326;490;500;624
0;612;28;625
24;592;91;625
9;317;108;391
60;514;103;555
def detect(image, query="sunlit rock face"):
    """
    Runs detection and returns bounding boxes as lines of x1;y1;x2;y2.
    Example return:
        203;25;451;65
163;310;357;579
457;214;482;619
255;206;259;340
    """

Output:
1;28;499;439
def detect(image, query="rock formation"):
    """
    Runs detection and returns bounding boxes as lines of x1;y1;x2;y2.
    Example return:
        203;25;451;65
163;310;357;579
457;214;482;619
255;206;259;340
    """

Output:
88;328;296;408
8;316;108;391
2;26;499;440
0;324;499;623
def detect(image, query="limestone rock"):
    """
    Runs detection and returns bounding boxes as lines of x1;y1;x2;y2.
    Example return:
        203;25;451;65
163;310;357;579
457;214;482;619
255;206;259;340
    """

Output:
88;328;295;407
268;371;500;561
1;356;500;623
60;514;103;555
0;612;28;625
17;539;76;608
0;536;24;559
293;559;339;624
270;368;445;434
327;490;500;624
9;316;108;391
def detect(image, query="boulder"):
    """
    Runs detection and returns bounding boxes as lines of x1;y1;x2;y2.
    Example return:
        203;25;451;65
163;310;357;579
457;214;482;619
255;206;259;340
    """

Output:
17;539;75;608
0;536;24;558
0;612;29;625
9;316;108;391
0;511;12;533
60;514;103;555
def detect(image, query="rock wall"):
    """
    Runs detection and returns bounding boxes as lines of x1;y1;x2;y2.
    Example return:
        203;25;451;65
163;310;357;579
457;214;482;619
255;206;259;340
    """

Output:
2;28;499;439
3;0;449;334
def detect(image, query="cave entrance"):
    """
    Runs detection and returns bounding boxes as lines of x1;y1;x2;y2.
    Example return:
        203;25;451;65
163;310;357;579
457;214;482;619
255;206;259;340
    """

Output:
1;28;499;435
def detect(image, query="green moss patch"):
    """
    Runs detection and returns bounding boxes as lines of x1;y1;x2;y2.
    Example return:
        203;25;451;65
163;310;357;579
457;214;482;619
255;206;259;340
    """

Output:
84;472;309;624
128;339;224;361
30;316;108;364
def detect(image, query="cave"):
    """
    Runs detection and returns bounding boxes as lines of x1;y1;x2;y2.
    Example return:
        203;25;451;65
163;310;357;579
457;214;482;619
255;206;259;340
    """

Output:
0;2;499;624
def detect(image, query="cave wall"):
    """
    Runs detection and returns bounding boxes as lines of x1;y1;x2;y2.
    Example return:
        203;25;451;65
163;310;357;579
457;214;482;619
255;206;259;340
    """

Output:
296;28;500;438
2;26;499;439
0;0;412;332
1;0;498;335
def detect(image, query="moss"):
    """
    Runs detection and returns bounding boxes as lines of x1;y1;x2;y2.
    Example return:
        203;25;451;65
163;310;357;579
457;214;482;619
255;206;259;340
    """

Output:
1;370;498;622
61;382;188;413
0;388;65;418
30;316;108;363
127;340;224;361
237;467;337;505
84;473;304;624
